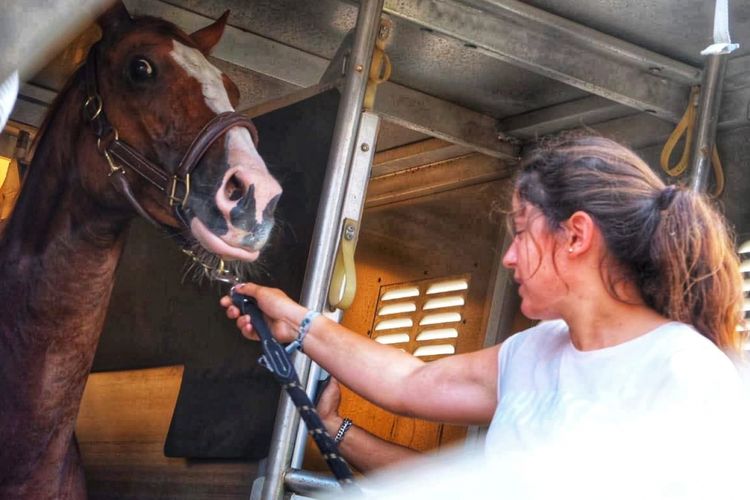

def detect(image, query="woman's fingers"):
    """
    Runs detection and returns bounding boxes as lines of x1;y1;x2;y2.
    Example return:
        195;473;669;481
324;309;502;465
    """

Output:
241;323;256;340
236;314;253;330
234;283;288;317
234;314;259;340
233;282;261;301
316;378;342;418
220;296;240;319
220;292;262;340
222;283;307;344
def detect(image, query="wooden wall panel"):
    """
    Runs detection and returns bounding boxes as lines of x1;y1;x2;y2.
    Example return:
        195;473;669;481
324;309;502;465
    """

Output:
77;366;259;499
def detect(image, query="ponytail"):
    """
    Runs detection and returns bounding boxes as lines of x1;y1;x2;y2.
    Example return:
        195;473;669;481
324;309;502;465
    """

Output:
648;187;744;352
516;135;745;353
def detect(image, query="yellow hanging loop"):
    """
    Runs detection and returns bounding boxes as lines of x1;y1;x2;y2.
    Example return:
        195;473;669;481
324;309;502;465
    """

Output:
363;18;392;111
660;85;725;196
328;218;359;310
0;156;21;221
709;145;725;196
660;86;699;178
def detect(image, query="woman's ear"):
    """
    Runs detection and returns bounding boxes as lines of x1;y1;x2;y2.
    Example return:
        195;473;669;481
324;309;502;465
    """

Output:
563;211;597;256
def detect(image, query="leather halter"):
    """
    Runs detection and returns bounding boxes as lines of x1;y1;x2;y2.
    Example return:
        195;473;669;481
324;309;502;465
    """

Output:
82;46;259;229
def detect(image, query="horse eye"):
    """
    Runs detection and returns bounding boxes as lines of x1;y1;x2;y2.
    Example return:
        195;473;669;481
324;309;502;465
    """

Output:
128;58;155;82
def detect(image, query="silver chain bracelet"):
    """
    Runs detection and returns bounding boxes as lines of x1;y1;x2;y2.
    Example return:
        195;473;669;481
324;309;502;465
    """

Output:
334;417;353;443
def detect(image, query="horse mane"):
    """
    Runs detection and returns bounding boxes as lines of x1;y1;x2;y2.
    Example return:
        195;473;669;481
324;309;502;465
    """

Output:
31;63;87;164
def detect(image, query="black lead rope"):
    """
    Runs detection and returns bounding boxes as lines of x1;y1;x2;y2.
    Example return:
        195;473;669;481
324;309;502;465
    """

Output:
230;291;358;489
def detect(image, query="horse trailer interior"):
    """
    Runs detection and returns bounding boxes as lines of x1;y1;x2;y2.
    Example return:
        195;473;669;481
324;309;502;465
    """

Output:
2;0;749;498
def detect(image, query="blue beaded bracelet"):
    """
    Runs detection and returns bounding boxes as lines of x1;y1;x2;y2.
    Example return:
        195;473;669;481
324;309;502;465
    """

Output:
286;310;320;353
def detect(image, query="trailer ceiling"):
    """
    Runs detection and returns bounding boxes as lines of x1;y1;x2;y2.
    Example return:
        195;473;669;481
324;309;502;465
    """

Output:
9;0;750;155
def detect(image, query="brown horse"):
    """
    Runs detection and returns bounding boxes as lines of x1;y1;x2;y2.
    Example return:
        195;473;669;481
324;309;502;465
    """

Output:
0;4;282;498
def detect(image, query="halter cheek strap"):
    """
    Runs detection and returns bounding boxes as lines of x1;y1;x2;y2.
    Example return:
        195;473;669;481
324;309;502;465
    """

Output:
83;46;259;230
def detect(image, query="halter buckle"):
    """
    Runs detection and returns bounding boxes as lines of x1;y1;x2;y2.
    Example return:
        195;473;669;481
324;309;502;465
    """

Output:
96;129;122;175
181;249;240;284
210;259;240;284
168;173;191;208
103;150;123;176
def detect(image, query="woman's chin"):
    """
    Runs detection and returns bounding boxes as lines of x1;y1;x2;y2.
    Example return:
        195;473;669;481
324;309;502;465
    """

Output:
519;301;546;322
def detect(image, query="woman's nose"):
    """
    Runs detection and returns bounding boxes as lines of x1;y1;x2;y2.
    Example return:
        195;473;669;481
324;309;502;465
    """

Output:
502;242;517;269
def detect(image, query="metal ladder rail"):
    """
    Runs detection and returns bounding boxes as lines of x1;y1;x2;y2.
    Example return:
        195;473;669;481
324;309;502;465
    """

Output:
253;1;386;498
290;109;381;468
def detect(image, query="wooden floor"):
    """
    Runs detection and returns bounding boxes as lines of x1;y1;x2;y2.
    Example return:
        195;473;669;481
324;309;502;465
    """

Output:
77;366;260;499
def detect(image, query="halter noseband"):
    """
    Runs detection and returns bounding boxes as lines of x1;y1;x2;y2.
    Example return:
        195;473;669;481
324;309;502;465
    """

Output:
82;46;259;230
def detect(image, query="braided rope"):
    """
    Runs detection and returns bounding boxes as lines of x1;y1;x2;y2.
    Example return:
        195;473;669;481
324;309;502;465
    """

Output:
230;291;356;487
284;380;356;485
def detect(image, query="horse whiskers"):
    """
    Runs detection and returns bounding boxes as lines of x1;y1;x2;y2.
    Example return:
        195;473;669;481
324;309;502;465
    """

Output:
178;240;269;286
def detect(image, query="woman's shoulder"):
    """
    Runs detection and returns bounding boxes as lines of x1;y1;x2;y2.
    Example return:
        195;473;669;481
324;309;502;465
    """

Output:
654;322;736;366
651;322;747;398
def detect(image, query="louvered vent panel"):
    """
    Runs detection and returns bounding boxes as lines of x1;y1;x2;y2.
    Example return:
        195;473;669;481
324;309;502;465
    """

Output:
739;241;750;350
372;275;470;360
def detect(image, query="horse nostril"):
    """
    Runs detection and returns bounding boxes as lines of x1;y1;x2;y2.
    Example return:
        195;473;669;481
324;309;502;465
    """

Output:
265;194;280;216
225;174;244;202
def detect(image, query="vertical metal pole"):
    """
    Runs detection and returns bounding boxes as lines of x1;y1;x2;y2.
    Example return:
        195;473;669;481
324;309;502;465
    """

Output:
258;1;384;498
689;53;728;193
290;112;381;470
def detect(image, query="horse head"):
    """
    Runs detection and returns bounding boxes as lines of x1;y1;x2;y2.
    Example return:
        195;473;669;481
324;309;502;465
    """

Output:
85;4;282;266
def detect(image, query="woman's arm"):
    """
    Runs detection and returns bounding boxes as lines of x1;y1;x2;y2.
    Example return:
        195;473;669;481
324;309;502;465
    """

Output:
221;283;500;426
316;378;420;473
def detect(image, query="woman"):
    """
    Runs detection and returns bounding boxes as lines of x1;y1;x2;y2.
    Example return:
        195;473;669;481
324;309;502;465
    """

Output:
222;135;748;496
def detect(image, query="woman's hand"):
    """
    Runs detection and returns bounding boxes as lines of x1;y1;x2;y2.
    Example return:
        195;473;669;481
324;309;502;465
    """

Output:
316;378;344;435
219;282;308;344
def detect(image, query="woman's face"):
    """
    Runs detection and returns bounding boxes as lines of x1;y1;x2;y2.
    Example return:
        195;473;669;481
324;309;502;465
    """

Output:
502;197;568;320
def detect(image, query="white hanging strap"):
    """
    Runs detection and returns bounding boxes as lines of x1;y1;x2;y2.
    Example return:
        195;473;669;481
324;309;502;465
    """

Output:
701;0;740;55
0;70;19;131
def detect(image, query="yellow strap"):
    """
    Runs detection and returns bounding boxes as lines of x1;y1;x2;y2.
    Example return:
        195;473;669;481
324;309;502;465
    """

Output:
660;86;699;178
659;86;725;197
363;47;391;111
328;219;358;310
0;156;9;188
0;158;21;220
710;145;724;197
363;20;393;111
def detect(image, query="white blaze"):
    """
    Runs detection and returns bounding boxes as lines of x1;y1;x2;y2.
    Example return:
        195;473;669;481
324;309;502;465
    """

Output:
169;41;280;230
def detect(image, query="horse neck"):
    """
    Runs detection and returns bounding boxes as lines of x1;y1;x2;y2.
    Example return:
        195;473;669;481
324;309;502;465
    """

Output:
0;73;131;493
1;72;130;295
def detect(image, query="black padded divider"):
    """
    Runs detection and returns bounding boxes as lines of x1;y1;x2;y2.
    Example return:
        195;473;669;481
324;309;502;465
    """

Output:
91;89;340;458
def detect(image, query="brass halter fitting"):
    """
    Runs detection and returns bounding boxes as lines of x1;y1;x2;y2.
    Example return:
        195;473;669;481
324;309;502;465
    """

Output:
83;95;103;122
96;129;122;175
168;173;191;208
181;249;239;284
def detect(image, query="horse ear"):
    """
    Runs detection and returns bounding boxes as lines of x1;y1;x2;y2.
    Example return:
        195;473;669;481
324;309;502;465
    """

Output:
190;10;229;54
97;1;132;34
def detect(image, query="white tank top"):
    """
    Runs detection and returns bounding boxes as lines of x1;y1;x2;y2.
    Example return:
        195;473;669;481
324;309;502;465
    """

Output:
483;320;749;498
342;322;750;500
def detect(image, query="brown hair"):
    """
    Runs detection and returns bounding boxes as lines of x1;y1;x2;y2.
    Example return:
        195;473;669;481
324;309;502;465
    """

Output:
515;134;745;353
